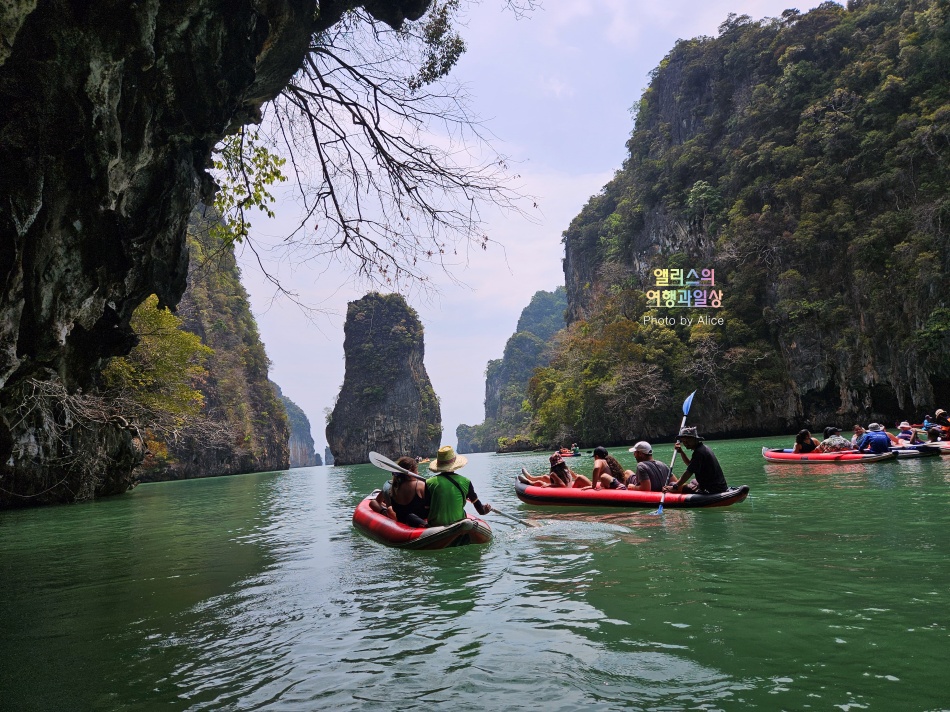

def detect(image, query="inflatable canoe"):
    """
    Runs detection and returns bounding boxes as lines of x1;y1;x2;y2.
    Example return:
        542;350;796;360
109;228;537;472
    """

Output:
352;492;492;550
761;447;897;463
514;480;749;509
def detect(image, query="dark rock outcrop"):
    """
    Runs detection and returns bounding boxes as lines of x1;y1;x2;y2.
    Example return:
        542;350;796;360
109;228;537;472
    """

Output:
0;1;431;506
273;382;320;468
326;293;441;464
324;447;334;466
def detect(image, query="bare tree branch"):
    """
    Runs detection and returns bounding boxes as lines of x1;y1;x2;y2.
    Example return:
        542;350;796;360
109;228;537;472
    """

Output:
213;2;535;297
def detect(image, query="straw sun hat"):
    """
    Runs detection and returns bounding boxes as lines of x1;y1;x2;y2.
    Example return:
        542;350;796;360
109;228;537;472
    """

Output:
429;445;468;473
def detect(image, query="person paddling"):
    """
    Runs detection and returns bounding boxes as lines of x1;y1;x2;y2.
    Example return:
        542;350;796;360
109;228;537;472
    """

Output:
665;427;728;495
425;446;492;527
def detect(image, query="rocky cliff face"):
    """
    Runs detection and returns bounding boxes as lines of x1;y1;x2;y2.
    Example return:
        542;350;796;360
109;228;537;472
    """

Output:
550;2;950;444
326;293;441;464
135;215;289;482
0;1;429;506
273;382;321;468
457;288;565;453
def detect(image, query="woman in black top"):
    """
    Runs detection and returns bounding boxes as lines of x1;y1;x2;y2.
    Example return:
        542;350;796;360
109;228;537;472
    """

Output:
793;429;820;454
370;456;428;527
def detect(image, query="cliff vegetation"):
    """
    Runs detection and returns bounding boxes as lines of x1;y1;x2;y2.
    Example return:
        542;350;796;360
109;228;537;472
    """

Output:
131;214;290;481
0;0;507;506
457;288;566;452
535;0;950;445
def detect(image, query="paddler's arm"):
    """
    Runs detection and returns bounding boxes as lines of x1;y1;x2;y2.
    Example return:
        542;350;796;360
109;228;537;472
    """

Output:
666;442;694;492
467;483;492;515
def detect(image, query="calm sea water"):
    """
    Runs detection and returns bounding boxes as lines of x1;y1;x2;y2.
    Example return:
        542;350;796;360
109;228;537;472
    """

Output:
2;436;949;711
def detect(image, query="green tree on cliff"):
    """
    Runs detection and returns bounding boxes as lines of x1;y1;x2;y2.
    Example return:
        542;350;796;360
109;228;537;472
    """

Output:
535;0;950;443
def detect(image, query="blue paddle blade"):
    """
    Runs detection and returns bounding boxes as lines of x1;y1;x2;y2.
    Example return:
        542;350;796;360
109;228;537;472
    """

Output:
682;390;696;416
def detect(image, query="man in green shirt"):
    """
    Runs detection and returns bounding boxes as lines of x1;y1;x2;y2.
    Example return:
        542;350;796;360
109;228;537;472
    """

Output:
425;446;492;527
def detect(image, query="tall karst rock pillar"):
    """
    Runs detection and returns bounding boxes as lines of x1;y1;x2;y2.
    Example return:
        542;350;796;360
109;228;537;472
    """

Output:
326;293;441;465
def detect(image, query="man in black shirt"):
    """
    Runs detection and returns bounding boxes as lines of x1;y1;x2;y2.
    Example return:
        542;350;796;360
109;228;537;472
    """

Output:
666;427;729;495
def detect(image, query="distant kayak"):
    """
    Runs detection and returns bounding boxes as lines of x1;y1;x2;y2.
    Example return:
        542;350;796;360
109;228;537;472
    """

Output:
352;492;492;550
761;447;897;463
515;480;749;509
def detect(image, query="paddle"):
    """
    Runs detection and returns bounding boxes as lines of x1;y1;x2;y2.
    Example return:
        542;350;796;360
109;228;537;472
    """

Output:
369;452;537;528
654;390;696;515
491;508;538;528
368;451;426;481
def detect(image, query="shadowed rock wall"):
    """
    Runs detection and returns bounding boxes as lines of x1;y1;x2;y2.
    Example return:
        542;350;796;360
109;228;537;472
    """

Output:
0;0;430;506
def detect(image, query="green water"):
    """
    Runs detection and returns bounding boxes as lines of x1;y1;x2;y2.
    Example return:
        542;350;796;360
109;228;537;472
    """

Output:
2;436;949;710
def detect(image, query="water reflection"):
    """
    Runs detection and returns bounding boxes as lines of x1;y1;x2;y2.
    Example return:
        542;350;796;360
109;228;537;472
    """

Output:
4;443;950;710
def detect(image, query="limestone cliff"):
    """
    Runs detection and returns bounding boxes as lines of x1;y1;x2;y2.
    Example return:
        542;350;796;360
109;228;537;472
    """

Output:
273;382;321;468
135;215;289;482
326;293;441;464
457;288;565;453
543;1;950;445
0;0;430;506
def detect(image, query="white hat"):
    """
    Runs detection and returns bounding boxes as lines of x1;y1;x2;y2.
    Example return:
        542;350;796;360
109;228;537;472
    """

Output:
898;421;911;429
628;441;652;454
868;423;884;431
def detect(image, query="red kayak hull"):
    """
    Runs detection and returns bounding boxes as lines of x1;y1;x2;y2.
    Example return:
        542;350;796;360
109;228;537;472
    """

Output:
761;447;897;463
352;494;492;550
514;480;749;509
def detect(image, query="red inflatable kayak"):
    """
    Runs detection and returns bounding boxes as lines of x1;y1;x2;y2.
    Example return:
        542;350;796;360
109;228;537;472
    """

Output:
352;493;493;550
514;480;749;509
761;447;897;463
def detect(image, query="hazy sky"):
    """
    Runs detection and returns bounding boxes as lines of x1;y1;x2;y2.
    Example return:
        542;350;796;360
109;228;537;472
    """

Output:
239;0;829;456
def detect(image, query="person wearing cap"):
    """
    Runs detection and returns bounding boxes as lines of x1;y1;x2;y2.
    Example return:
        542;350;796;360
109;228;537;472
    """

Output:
896;421;919;444
625;441;672;491
591;446;632;490
935;409;950;428
369;456;428;527
665;427;728;495
424;445;492;527
817;426;852;453
519;453;592;488
856;423;893;453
